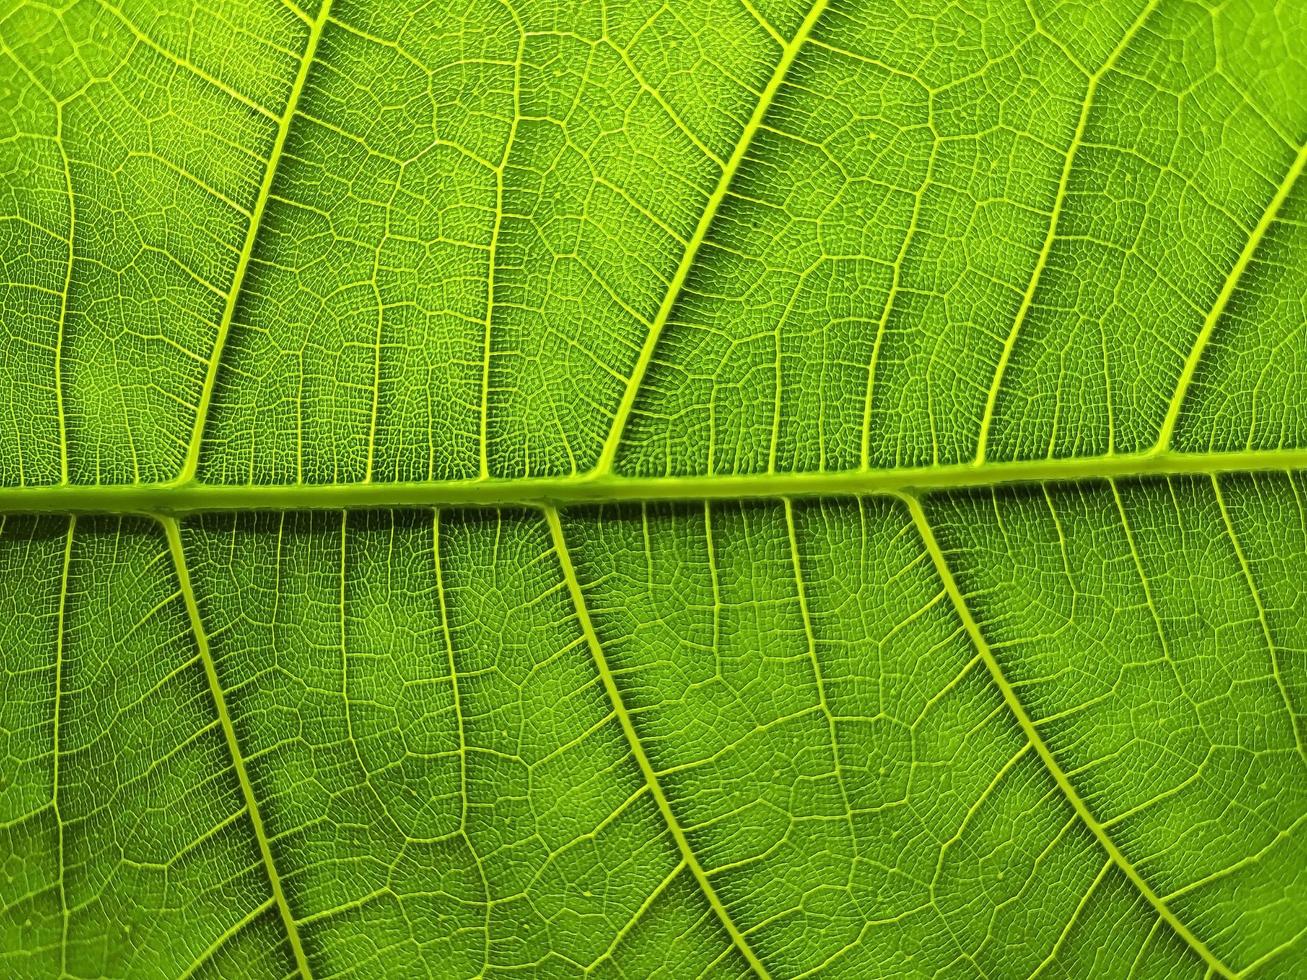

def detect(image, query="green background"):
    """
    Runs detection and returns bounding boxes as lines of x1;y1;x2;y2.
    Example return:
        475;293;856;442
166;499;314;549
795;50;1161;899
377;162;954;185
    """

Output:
0;0;1304;976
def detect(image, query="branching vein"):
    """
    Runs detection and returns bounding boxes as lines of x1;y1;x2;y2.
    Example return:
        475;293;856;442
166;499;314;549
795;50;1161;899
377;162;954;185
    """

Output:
162;516;313;979
594;0;831;473
1155;140;1307;450
899;491;1238;980
177;0;335;483
545;506;771;979
974;0;1159;462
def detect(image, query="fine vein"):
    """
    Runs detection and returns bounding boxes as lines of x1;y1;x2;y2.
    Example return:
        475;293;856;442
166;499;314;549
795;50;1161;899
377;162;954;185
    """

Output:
544;506;771;978
594;0;830;473
899;491;1237;979
1210;474;1304;761
177;0;334;482
162;517;314;979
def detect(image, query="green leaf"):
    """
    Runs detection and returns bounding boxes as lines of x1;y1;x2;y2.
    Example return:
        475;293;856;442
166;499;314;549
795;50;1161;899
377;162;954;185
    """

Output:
0;0;1303;977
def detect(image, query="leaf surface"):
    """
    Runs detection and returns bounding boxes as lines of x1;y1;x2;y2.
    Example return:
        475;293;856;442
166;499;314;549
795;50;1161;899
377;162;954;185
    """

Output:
0;0;1304;977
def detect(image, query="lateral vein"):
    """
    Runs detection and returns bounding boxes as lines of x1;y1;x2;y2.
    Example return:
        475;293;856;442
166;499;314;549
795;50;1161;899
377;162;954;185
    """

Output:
54;105;74;484
594;0;831;473
161;516;314;979
974;0;1159;463
479;4;525;479
1155;140;1307;450
177;0;335;482
53;517;74;975
1210;474;1304;762
898;491;1237;979
544;507;771;978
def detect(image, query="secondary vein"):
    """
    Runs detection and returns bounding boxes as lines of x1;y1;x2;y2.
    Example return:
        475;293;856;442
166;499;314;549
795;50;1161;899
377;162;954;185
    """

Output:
162;516;314;979
479;3;525;479
1155;140;1307;450
974;0;1160;463
898;491;1237;979
177;0;334;483
1210;474;1304;762
594;0;831;473
544;506;771;978
54;104;74;484
53;517;74;975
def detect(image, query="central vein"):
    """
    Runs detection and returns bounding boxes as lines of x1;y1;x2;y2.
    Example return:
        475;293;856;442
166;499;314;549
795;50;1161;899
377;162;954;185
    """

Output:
0;448;1301;515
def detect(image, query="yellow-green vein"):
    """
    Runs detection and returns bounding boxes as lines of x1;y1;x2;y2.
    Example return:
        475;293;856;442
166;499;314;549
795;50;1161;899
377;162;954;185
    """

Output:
975;0;1160;463
1210;474;1304;761
53;516;74;975
161;516;313;979
544;506;771;978
861;114;938;469
589;860;688;974
178;0;335;482
1155;140;1307;450
95;0;278;122
1028;858;1114;980
595;0;831;473
783;497;853;817
179;896;278;980
54;105;73;484
478;2;525;479
898;491;1237;979
432;511;469;830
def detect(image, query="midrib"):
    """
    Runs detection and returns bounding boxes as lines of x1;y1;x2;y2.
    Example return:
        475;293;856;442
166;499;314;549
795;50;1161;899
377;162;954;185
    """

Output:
0;447;1302;515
